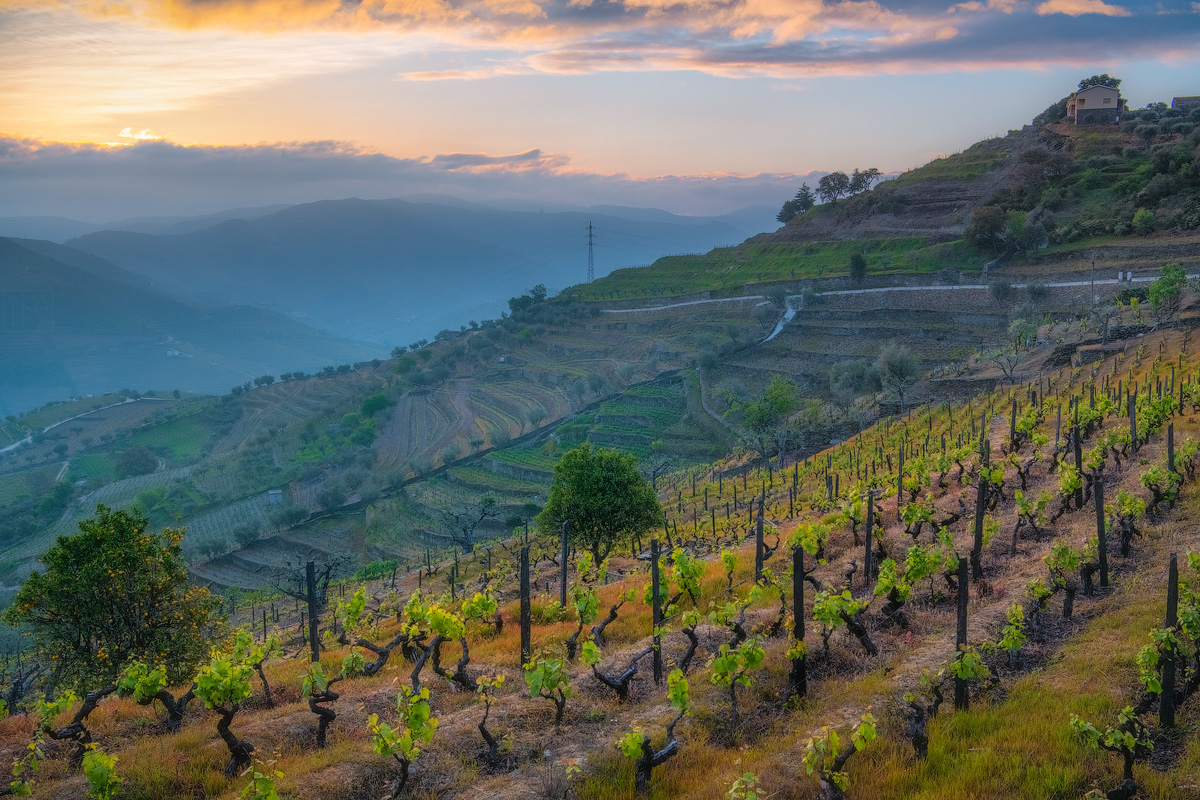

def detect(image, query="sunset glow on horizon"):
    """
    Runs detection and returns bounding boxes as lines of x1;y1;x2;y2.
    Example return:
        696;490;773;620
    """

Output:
1;0;1198;219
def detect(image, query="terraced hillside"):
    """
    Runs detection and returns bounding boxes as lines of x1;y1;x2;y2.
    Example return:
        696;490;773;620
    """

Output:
0;295;763;589
8;313;1200;800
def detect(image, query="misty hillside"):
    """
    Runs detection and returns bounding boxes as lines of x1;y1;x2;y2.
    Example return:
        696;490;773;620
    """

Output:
0;237;380;414
65;198;760;344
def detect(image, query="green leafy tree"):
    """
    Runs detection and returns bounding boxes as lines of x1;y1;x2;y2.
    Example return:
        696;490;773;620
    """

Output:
965;205;1006;250
817;172;851;204
114;447;157;479
537;444;662;563
1079;73;1121;90
876;342;920;412
848;168;882;195
778;184;818;223
3;505;220;693
1148;262;1186;325
735;374;799;464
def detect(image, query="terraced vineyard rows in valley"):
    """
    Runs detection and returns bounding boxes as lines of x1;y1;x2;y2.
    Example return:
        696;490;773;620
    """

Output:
189;519;365;590
183;493;274;553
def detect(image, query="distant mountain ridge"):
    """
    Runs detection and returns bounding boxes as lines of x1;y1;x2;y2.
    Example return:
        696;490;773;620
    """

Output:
0;237;379;415
64;197;766;344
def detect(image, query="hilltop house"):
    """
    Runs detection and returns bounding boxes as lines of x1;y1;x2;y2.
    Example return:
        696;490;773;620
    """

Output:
1173;96;1200;111
1067;84;1125;125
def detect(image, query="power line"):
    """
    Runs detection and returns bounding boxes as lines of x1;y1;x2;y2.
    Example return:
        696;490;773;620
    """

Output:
586;221;595;284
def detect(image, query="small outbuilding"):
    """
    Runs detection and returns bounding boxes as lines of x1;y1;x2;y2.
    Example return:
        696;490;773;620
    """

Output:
1172;96;1200;110
1067;84;1125;125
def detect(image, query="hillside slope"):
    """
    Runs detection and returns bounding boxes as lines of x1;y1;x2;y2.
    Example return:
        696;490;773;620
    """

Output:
65;198;758;345
0;237;379;415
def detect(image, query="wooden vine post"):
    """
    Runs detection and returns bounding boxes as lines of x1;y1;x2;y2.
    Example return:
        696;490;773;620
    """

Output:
971;454;987;582
754;490;765;583
651;539;663;686
789;544;807;700
1129;392;1138;456
306;560;320;664
863;490;874;587
1073;410;1084;510
520;547;531;667
1161;553;1179;729
1094;476;1109;588
954;557;969;711
1168;423;1175;475
560;520;569;608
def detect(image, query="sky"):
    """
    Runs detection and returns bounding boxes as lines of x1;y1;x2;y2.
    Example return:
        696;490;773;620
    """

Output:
1;0;1198;220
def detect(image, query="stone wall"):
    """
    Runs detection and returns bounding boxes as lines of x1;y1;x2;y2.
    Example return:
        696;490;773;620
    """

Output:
1075;108;1121;126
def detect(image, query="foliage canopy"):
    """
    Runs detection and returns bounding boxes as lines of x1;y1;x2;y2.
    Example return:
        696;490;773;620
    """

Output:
4;505;220;693
537;443;662;562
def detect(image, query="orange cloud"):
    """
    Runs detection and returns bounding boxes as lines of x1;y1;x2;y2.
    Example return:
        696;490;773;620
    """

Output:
1036;0;1130;16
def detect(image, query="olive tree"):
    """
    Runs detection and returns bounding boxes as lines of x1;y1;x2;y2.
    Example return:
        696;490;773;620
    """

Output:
537;443;662;563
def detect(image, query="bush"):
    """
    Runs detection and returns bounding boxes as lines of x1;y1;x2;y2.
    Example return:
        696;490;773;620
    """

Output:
989;280;1015;305
849;252;867;285
1132;208;1156;235
115;446;157;479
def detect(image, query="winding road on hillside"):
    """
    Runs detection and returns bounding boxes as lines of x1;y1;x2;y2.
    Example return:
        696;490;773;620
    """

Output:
0;396;168;455
601;273;1177;344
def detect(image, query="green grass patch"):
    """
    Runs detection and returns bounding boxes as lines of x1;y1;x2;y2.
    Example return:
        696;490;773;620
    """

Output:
889;138;1010;185
19;396;115;430
127;415;211;461
569;238;944;302
71;453;114;482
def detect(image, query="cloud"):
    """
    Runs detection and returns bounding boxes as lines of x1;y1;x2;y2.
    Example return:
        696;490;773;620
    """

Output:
1;0;1195;147
0;7;403;135
0;134;817;219
1036;0;1131;15
950;0;1020;13
118;127;160;140
429;149;573;171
